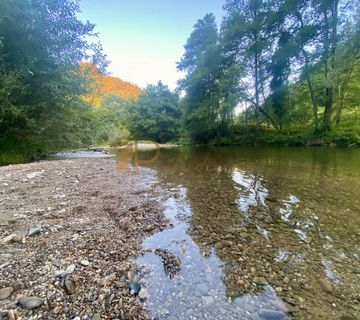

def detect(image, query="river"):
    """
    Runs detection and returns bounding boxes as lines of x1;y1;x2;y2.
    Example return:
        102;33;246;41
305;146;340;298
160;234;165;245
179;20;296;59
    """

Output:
121;146;360;319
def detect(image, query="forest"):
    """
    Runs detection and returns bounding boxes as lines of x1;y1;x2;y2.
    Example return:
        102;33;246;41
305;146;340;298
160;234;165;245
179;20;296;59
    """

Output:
1;0;360;165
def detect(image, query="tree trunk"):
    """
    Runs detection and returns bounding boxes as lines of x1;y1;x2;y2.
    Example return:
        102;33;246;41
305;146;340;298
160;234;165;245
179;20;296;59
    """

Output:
323;0;338;132
254;50;260;131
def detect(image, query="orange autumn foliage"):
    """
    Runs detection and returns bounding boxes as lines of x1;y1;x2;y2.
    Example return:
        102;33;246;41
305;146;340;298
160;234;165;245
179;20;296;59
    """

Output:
80;62;142;106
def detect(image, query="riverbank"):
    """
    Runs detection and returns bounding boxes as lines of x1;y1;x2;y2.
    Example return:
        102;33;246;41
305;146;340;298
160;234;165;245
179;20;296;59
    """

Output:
0;158;168;319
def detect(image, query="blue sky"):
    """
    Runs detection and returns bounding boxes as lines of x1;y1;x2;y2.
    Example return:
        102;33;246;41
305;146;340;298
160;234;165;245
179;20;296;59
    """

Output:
79;0;225;89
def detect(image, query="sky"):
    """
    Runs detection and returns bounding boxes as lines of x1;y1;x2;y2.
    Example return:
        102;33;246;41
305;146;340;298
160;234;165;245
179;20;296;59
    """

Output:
78;0;225;90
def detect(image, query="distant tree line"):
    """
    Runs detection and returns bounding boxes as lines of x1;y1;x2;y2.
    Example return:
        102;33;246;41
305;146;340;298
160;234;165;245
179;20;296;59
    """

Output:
125;0;360;145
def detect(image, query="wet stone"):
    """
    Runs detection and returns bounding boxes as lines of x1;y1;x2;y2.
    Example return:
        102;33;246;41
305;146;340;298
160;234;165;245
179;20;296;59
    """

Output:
319;278;333;293
258;309;286;319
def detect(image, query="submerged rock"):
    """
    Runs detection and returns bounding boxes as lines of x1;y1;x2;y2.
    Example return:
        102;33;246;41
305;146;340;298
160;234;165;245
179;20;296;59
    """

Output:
258;309;285;319
319;278;333;293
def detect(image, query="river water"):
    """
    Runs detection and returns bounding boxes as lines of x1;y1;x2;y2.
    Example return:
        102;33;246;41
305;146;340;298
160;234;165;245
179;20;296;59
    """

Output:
127;146;360;320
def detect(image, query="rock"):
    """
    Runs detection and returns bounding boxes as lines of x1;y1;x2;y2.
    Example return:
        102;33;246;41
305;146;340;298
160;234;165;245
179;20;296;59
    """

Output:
202;296;214;305
64;277;76;294
129;282;141;295
253;277;267;285
7;310;16;320
66;264;76;273
2;234;16;244
258;309;285;319
340;314;357;320
28;224;42;236
319;278;333;293
195;283;208;296
12;234;24;243
100;272;117;287
18;296;44;310
81;260;90;266
307;139;325;146
138;288;148;301
0;287;13;300
283;276;290;284
145;224;156;232
275;287;283;293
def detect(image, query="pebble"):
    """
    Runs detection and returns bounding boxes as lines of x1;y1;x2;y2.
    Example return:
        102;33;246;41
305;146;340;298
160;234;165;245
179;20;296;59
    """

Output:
65;277;76;294
0;287;13;300
138;288;148;301
66;264;76;273
28;224;42;236
18;296;44;309
129;282;141;295
195;283;208;297
7;310;16;320
2;234;16;244
81;260;90;266
258;309;285;319
319;278;333;293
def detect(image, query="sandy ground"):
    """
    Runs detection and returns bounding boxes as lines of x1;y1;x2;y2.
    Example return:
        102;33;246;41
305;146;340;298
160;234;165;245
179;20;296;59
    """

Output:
0;158;168;319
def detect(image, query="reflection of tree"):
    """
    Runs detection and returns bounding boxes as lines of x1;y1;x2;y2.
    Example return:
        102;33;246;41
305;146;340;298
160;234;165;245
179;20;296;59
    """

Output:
142;146;360;318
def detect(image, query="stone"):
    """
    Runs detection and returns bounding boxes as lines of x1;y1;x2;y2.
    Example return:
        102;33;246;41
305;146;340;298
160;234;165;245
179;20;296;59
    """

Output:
28;224;42;236
138;288;148;301
18;296;44;310
81;260;90;266
7;310;16;320
0;287;13;300
12;234;24;243
253;277;267;285
65;277;76;294
202;296;214;305
195;283;208;296
319;278;333;293
129;282;141;295
66;264;76;273
340;314;357;320
2;234;16;244
258;309;285;319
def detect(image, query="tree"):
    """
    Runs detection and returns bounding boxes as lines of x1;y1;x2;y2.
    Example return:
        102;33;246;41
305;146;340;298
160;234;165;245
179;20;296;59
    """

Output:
178;14;223;142
222;0;271;130
127;82;181;143
0;0;107;157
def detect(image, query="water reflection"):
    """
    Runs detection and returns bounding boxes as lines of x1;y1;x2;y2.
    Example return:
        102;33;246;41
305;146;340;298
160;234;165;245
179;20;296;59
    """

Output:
124;146;360;319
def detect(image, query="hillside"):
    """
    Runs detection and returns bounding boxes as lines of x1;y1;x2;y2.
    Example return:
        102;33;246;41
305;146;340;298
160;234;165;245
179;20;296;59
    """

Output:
80;62;142;106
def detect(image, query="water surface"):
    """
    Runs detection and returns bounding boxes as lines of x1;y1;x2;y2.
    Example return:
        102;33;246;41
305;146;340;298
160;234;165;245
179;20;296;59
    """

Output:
127;146;360;319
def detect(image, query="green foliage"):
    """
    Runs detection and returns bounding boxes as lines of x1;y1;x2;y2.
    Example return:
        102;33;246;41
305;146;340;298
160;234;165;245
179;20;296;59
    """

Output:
126;82;181;143
0;0;108;164
176;0;360;144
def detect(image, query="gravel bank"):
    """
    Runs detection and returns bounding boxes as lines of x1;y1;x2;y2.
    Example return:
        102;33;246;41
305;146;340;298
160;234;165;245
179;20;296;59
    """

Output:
0;158;168;319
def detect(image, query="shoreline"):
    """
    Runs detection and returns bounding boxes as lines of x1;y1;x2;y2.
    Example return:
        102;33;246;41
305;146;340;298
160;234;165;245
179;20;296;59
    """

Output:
0;158;168;319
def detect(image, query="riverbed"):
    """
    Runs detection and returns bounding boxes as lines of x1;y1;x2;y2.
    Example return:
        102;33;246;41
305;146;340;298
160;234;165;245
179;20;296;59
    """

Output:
126;146;360;319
